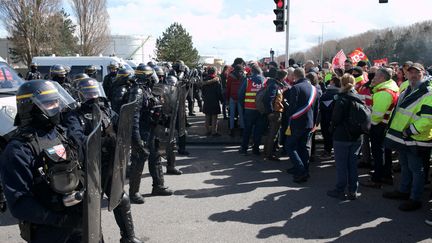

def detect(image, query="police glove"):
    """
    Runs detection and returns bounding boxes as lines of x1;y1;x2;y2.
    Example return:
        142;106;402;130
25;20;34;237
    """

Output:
57;213;82;228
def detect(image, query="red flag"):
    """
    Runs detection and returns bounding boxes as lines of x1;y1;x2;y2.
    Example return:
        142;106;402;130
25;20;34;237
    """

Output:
332;49;347;69
348;48;369;66
373;58;388;67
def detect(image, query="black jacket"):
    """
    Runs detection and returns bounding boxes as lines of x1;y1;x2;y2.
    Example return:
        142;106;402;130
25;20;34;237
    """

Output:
201;76;224;115
331;90;363;142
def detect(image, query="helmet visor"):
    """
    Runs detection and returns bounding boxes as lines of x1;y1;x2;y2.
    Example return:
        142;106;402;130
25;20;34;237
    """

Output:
30;81;77;117
78;80;106;102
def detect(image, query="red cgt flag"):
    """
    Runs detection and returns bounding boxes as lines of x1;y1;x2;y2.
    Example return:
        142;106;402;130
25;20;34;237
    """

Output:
373;58;388;67
332;49;347;69
348;48;369;65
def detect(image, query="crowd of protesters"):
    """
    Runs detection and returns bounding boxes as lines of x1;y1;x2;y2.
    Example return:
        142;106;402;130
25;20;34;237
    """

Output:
195;57;432;225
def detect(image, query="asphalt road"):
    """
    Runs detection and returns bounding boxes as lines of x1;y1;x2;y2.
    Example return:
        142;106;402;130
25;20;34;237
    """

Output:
1;144;431;243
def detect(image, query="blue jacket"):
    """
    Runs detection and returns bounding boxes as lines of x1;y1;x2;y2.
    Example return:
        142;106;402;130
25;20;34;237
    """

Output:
284;78;320;132
264;78;284;113
238;73;266;108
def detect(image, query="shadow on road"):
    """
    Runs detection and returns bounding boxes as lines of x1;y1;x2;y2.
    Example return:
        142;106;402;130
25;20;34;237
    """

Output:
173;143;431;242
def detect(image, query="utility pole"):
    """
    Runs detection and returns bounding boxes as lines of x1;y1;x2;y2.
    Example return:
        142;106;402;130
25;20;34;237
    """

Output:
312;20;334;66
285;0;290;67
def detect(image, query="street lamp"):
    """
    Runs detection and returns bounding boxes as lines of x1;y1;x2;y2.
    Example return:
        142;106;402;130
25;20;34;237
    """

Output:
270;48;275;62
312;20;334;66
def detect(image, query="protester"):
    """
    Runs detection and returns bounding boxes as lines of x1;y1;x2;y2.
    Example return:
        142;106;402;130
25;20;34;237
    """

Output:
220;65;230;120
226;58;246;136
319;76;341;157
263;69;287;161
327;74;363;200
361;68;399;188
201;67;224;137
284;68;320;183
238;63;267;155
344;59;353;73
383;63;432;211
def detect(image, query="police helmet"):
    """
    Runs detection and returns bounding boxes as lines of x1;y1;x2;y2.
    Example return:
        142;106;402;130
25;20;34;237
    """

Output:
165;75;178;86
73;73;89;82
154;66;165;78
50;64;67;78
30;62;38;68
135;64;154;80
84;65;97;76
76;78;106;103
147;61;157;68
115;68;133;85
108;61;119;72
15;80;76;126
173;60;185;72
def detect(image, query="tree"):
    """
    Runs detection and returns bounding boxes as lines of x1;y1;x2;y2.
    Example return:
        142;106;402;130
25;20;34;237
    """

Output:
71;0;110;56
51;9;79;56
0;0;62;66
156;23;199;67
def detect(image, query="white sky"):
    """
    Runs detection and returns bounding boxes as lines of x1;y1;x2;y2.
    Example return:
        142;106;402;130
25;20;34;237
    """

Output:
2;0;432;64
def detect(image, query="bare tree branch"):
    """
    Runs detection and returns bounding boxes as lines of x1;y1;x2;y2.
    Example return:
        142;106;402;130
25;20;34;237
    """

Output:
70;0;110;56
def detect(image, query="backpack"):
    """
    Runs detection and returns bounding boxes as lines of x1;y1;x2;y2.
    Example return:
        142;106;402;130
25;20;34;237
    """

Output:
255;78;270;114
255;85;269;114
343;95;371;137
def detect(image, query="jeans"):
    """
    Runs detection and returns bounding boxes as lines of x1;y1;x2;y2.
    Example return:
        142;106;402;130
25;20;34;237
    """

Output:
399;147;424;201
370;124;393;181
285;129;311;176
229;98;244;129
334;141;361;193
264;112;282;157
241;109;266;151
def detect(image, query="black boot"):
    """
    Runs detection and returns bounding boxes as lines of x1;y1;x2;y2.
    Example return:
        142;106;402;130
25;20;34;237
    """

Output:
151;186;173;196
129;147;147;204
114;194;144;243
166;166;182;175
129;193;145;204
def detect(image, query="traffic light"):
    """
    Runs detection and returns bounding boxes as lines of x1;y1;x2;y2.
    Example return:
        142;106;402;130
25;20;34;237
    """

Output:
273;0;285;32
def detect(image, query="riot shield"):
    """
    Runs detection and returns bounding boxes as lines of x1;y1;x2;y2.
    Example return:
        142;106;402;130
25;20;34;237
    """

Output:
108;99;136;211
166;83;181;164
178;83;187;137
83;104;102;243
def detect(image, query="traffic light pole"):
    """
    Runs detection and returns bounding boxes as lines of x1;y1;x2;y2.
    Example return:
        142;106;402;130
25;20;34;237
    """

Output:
285;0;290;68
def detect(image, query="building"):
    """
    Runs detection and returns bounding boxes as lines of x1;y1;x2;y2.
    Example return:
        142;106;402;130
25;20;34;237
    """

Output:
199;55;225;72
103;35;156;65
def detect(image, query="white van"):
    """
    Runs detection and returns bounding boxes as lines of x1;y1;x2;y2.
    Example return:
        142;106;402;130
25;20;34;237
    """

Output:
0;60;25;149
32;56;134;82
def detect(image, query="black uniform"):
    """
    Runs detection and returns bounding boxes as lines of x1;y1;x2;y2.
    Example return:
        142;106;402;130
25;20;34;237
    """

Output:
102;72;117;101
0;126;83;242
168;69;189;155
63;101;142;243
25;70;42;80
128;77;172;199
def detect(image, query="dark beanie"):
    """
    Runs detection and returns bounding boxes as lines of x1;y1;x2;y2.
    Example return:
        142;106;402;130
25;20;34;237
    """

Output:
232;58;245;66
352;66;363;75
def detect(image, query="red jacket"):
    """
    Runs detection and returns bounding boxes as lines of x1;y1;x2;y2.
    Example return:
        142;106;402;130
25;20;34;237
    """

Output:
226;71;243;101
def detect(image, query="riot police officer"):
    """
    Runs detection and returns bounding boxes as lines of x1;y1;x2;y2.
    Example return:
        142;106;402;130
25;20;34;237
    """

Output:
103;62;119;101
110;68;134;114
64;78;143;243
128;64;173;204
169;61;190;156
0;80;84;242
50;64;75;96
154;66;166;84
84;65;98;79
25;62;42;80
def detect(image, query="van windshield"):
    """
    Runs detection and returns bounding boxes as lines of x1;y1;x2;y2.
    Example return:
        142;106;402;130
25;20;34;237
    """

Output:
0;62;25;94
